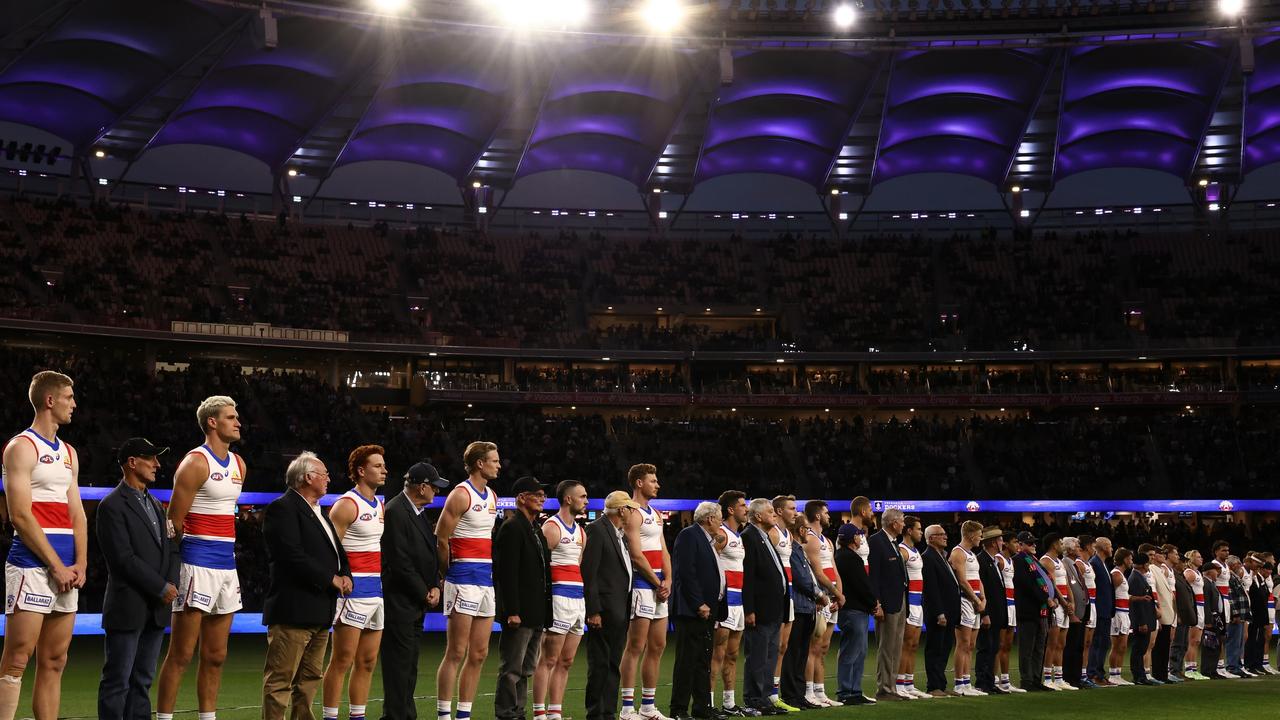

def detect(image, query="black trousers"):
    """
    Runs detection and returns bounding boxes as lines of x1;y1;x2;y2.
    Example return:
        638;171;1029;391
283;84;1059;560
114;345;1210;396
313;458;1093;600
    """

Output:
780;613;814;704
380;611;424;720
670;616;714;717
923;625;955;692
1151;625;1172;681
1200;633;1222;677
1017;616;1047;690
1245;620;1267;670
1062;621;1085;686
98;623;165;720
1169;623;1189;676
495;626;544;720
1129;629;1152;682
743;621;780;707
974;624;1000;689
585;612;629;720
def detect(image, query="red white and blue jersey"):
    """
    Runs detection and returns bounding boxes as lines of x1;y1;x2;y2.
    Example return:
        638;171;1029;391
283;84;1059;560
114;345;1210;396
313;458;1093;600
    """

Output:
446;480;497;587
546;515;584;600
4;429;75;568
998;552;1016;609
632;505;665;590
1114;570;1130;612
180;445;243;570
772;527;793;587
718;524;745;607
902;542;923;609
1190;568;1204;608
338;490;383;599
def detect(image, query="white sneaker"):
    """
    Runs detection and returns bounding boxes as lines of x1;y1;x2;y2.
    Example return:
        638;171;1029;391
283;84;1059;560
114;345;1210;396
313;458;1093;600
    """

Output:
1056;679;1079;690
895;687;918;700
1265;666;1280;675
1220;670;1241;679
816;692;842;707
910;688;933;699
619;711;641;720
803;692;827;708
971;687;988;696
1005;684;1028;693
638;709;671;720
1043;680;1061;691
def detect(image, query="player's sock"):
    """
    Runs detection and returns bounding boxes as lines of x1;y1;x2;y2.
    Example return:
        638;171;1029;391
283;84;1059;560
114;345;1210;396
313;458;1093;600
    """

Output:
722;690;735;708
323;707;339;720
0;676;20;720
622;687;635;712
547;703;562;720
436;700;451;720
198;712;216;720
641;688;657;713
156;714;174;720
907;673;916;688
533;703;546;720
349;704;365;720
456;702;472;720
772;676;781;700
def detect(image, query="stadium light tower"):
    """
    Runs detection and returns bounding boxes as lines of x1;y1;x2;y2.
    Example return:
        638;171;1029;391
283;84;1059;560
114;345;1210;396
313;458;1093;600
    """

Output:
834;4;857;28
642;0;685;34
1219;0;1244;15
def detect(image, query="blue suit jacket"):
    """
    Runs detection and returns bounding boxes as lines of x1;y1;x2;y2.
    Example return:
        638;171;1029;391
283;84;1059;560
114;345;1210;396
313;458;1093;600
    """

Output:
1090;554;1114;620
671;524;727;621
790;541;820;615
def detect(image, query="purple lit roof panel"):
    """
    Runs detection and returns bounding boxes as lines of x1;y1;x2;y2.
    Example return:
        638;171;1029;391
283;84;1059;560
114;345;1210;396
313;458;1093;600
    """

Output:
178;68;342;130
544;47;691;103
695;138;835;186
1;42;164;110
1244;35;1280;174
337;125;481;180
214;19;368;80
703;99;852;152
516;135;660;186
530;93;677;148
879;96;1028;150
873;138;1011;184
714;50;877;107
148;107;302;166
1064;42;1229;103
1059;91;1208;144
358;85;505;142
43;0;234;61
385;42;514;96
888;48;1052;107
0;84;116;148
1056;131;1194;179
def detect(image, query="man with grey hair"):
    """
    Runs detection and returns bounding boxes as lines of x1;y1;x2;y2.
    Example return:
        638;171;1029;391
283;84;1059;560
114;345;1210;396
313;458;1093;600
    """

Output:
157;395;245;720
262;451;352;720
669;502;725;719
1225;555;1252;677
867;507;907;701
741;499;789;713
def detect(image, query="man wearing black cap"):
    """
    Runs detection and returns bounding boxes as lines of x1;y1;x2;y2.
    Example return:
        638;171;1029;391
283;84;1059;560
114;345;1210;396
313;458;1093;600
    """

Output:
1012;532;1051;691
493;477;552;720
380;462;449;720
1127;553;1158;685
97;438;178;720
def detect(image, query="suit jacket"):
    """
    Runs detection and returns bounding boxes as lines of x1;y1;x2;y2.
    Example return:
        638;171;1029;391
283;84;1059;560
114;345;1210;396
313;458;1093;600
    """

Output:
380;492;439;619
867;529;907;614
1127;569;1157;631
1066;558;1089;622
978;550;1008;629
494;510;552;628
1248;574;1270;624
96;483;180;630
1173;571;1197;627
741;524;788;625
1203;575;1224;627
1090;555;1114;620
671;524;727;621
582;516;631;622
834;547;876;613
263;489;350;627
922;545;961;627
790;540;820;615
1013;550;1051;621
1150;564;1174;626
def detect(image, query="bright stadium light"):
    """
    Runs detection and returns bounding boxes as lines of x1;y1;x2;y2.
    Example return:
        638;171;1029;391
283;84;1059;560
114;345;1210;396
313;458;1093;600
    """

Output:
1219;0;1244;15
641;0;685;34
370;0;409;13
834;4;856;28
493;0;588;28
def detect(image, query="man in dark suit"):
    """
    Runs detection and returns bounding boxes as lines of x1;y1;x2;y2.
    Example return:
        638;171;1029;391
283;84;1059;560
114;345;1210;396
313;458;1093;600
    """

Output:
920;524;959;697
975;526;1008;694
582;492;638;720
740;499;789;715
781;529;824;709
1087;537;1114;684
669;501;727;720
97;438;180;720
1127;553;1158;685
1012;532;1052;691
380;462;449;720
493;476;552;720
262;451;352;720
866;508;907;699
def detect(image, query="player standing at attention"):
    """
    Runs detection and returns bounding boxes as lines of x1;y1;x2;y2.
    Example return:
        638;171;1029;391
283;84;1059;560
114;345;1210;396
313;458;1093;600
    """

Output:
156;396;245;720
802;500;843;707
435;442;500;720
619;464;672;720
767;495;800;712
321;445;388;720
532;480;589;720
0;371;86;720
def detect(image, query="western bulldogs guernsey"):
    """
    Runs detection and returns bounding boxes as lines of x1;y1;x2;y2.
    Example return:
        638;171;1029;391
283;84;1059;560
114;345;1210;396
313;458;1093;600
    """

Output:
446;480;497;587
181;444;244;570
5;428;76;569
339;490;383;598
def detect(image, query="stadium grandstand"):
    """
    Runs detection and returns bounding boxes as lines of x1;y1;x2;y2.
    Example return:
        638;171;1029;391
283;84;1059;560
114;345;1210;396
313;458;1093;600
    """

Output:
2;0;1280;718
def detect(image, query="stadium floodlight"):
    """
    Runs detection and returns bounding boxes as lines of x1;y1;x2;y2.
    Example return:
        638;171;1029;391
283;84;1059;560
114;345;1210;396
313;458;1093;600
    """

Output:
1219;0;1244;15
834;3;856;28
370;0;409;13
1010;185;1022;193
287;168;298;177
493;0;588;29
641;0;685;34
94;149;105;158
1198;178;1209;187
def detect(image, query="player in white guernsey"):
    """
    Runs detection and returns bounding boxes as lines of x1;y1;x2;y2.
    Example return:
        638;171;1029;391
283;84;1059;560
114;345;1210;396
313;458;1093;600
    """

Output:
948;521;987;695
619;464;671;720
435;441;500;720
1108;548;1134;685
767;495;801;711
1182;549;1208;679
1039;533;1075;690
802;500;843;708
711;492;747;714
0;371;86;720
895;516;931;699
1066;537;1097;688
320;445;388;720
996;533;1022;692
532;481;589;720
1260;556;1277;674
156;396;244;720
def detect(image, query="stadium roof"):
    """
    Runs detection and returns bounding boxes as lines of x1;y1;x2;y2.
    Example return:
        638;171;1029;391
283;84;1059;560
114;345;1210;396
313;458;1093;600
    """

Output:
1;0;1277;197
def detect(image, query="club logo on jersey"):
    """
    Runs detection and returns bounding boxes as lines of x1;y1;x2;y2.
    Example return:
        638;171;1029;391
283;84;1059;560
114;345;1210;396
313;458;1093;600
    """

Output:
472;504;483;512
360;513;374;522
966;500;981;512
38;454;54;464
561;536;574;544
1219;500;1234;512
210;473;224;482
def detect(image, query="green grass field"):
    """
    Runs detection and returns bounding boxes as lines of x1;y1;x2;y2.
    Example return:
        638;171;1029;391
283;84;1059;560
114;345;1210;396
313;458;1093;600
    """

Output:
28;634;1279;720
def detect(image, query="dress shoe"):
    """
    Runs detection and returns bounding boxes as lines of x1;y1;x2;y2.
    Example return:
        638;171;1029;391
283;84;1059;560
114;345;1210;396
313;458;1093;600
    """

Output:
751;706;785;717
849;695;876;705
874;692;902;702
1134;678;1156;686
982;686;1010;695
781;699;818;710
928;690;950;698
1024;683;1052;692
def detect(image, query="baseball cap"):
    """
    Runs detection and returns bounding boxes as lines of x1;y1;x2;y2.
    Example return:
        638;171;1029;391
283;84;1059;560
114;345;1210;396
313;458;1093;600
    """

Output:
1016;531;1037;546
510;475;547;495
117;437;168;465
836;523;864;544
404;462;450;489
604;491;641;511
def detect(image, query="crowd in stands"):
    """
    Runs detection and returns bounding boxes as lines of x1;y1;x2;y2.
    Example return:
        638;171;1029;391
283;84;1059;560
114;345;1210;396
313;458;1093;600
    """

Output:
5;196;1280;351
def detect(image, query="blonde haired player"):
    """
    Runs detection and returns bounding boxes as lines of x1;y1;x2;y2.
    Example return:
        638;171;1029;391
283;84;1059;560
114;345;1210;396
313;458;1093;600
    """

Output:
949;520;987;696
156;396;245;720
767;495;800;712
321;445;388;720
532;480;589;720
0;371;86;720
